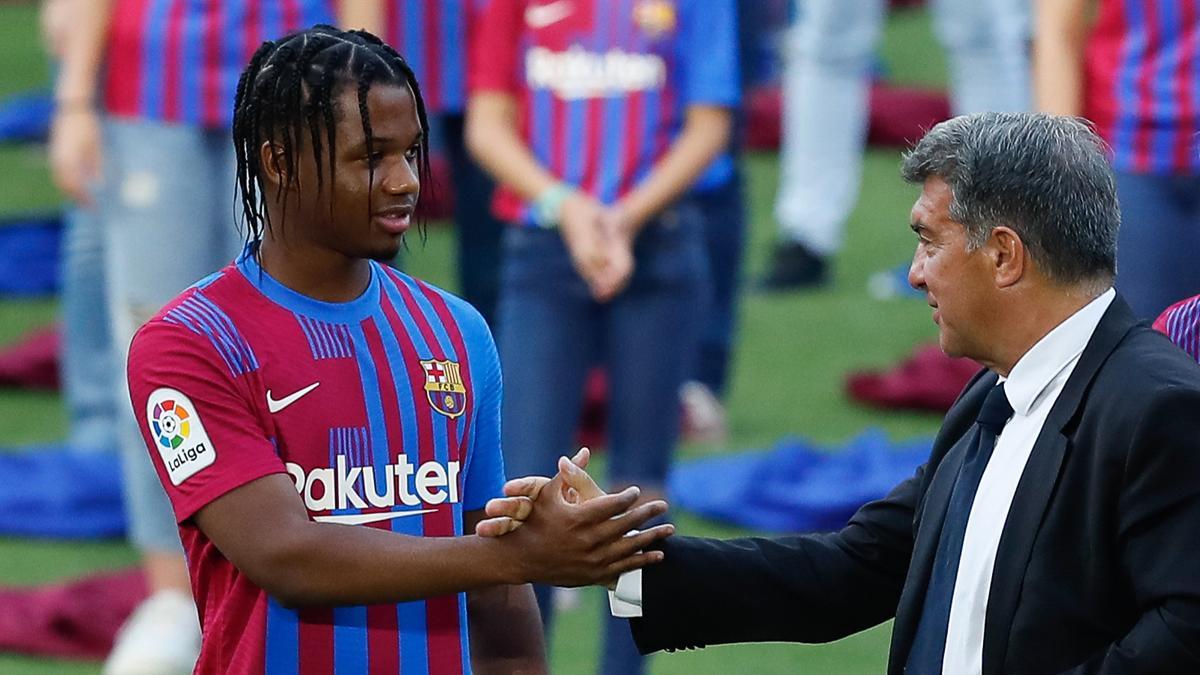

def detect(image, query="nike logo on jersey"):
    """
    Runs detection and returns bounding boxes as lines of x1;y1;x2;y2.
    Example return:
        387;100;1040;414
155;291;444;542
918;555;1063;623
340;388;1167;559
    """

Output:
525;0;573;28
266;382;320;413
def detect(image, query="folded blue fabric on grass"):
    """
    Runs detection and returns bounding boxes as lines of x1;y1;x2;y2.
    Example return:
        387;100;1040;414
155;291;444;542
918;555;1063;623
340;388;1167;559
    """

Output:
668;429;931;532
0;91;53;143
0;214;61;296
0;444;124;539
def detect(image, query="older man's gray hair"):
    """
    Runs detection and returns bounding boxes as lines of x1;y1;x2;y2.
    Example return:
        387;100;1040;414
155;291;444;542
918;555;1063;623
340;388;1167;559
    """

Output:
901;112;1120;287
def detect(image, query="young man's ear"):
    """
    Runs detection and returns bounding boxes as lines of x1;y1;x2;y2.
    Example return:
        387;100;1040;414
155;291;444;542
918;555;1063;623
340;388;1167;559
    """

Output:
259;141;289;188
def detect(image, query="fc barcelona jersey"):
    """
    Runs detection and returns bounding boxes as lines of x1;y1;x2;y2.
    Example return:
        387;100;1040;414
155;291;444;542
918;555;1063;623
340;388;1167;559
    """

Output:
126;253;505;674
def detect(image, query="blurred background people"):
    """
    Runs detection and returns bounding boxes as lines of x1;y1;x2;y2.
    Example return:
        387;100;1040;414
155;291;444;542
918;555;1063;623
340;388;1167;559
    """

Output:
466;0;738;672
47;2;374;673
761;0;1031;290
1035;0;1200;319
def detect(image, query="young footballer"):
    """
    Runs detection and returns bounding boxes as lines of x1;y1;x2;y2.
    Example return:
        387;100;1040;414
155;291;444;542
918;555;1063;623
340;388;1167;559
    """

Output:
126;25;671;674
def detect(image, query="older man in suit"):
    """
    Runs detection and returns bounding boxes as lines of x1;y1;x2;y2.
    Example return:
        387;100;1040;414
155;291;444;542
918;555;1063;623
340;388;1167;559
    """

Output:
479;112;1200;674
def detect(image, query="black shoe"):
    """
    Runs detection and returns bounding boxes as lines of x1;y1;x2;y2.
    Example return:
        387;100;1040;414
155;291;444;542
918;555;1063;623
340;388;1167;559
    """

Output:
758;241;829;291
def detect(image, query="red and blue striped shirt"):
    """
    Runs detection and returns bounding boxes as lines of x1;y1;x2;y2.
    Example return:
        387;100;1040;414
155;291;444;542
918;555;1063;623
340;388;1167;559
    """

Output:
1155;294;1200;361
385;1;470;115
469;0;739;225
127;255;505;674
103;0;335;129
1085;0;1200;174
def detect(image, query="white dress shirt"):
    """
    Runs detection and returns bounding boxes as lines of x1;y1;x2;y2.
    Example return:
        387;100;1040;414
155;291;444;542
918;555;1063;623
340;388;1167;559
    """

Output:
610;289;1117;675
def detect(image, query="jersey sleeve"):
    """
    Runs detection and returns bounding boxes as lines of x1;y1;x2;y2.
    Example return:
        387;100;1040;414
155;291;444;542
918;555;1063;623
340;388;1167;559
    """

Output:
458;307;506;512
127;319;285;523
468;0;524;95
677;0;740;108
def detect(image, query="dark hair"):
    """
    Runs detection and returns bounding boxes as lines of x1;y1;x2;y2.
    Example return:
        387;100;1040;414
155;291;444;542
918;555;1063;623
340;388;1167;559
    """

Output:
901;112;1119;287
232;24;431;251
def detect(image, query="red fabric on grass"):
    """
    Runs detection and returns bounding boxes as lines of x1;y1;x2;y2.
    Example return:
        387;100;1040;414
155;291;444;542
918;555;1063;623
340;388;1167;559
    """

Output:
0;326;59;390
847;343;981;412
0;568;147;659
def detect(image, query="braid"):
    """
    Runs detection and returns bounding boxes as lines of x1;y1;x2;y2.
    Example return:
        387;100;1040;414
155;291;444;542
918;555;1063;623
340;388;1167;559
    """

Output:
231;24;434;254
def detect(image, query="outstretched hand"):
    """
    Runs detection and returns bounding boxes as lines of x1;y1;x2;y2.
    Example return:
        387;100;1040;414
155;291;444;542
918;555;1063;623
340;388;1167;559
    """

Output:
480;448;674;587
476;448;601;537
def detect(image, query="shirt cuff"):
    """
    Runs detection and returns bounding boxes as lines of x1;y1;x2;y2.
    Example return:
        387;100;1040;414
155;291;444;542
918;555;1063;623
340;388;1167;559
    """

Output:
607;569;643;618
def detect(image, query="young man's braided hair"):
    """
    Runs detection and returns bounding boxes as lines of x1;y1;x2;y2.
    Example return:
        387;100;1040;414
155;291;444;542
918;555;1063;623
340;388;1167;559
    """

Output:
232;25;431;251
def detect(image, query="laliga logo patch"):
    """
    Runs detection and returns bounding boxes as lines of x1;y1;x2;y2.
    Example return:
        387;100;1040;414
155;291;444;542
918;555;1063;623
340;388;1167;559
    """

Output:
633;0;676;38
146;388;215;485
420;359;467;419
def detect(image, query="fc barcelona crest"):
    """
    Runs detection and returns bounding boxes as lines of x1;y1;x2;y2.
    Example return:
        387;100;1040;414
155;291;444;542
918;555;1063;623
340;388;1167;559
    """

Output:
420;359;468;419
633;0;676;38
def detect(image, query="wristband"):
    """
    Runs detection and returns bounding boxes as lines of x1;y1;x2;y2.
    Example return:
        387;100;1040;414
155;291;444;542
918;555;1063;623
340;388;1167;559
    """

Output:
531;183;573;229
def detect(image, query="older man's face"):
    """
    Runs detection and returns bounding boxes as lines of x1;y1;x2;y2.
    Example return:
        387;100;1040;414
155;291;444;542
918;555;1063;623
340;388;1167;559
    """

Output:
907;177;996;360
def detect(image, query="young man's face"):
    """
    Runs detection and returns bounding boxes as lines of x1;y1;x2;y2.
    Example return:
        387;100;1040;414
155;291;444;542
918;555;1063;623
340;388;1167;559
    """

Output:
288;82;423;262
907;176;998;361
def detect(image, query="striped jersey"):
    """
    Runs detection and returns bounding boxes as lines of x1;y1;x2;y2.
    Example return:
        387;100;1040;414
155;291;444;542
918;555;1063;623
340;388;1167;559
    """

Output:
103;0;335;129
1154;294;1200;361
1085;0;1200;174
126;254;504;674
385;1;469;115
469;0;739;225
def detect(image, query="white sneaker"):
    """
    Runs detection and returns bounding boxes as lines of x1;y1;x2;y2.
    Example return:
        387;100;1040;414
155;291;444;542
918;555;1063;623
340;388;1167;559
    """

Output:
680;381;728;444
103;589;201;675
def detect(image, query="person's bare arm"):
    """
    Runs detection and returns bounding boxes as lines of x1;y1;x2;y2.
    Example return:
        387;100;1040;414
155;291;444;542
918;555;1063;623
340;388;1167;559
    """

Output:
1033;0;1091;116
48;0;113;203
612;105;732;232
465;510;547;675
466;92;562;203
338;0;385;34
466;91;615;298
191;470;671;607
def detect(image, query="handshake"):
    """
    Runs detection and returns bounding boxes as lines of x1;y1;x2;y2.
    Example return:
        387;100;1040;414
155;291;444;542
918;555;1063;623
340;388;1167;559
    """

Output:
474;448;675;589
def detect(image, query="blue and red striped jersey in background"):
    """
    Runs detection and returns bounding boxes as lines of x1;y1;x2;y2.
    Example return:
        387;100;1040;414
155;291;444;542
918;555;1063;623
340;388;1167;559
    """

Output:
469;0;739;226
385;1;470;115
1085;0;1200;174
127;254;505;674
103;0;335;129
1155;294;1200;361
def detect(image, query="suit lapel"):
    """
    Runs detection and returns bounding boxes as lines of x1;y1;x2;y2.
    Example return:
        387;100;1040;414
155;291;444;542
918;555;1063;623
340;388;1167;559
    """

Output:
888;371;996;672
980;297;1139;675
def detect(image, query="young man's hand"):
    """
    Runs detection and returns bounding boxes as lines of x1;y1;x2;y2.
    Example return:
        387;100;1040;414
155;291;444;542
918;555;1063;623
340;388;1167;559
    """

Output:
479;449;673;587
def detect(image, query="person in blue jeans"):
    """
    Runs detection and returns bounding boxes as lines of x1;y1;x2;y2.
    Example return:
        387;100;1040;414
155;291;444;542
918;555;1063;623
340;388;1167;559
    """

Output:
47;2;379;673
466;0;738;672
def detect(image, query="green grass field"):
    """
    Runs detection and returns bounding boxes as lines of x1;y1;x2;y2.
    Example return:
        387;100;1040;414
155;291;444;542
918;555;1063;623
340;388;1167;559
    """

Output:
0;4;948;672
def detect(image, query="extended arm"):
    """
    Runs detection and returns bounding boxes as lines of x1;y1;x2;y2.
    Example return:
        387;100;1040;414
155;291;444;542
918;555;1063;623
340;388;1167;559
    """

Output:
631;467;922;653
191;471;670;608
1033;0;1090;116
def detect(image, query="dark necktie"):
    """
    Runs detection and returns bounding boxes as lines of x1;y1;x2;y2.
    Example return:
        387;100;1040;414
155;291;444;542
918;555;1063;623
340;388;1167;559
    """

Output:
905;382;1014;674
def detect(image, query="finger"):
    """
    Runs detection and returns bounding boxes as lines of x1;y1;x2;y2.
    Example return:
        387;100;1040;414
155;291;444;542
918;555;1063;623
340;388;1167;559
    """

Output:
608;524;675;560
484;495;533;521
502;476;550;499
603;550;667;579
558;456;605;501
474;516;523;538
570;447;591;469
576;485;640;522
598;500;669;541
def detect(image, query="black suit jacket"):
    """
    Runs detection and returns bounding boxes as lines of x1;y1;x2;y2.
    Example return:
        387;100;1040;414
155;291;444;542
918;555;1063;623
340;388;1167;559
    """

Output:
632;297;1200;673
